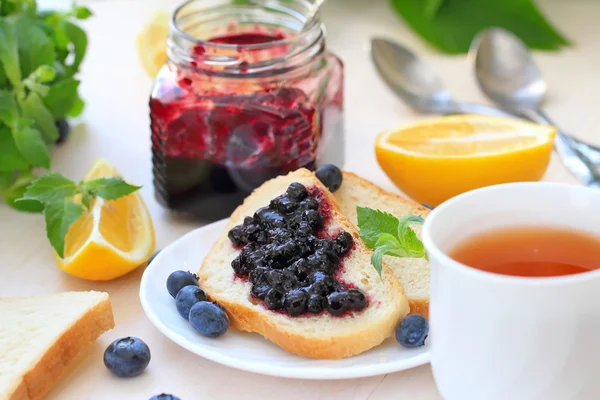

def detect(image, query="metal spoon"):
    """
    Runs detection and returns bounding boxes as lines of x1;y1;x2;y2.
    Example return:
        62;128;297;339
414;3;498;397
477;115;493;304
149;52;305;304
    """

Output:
370;37;515;117
471;28;600;185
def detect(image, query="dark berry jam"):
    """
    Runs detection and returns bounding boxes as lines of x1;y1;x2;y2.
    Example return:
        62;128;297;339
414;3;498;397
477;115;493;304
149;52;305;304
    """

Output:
227;183;367;317
209;33;285;45
150;29;344;221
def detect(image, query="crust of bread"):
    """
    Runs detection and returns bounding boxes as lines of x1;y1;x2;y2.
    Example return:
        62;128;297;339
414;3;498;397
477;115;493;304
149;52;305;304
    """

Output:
199;169;409;359
336;171;431;318
406;298;429;319
341;172;432;217
5;294;114;400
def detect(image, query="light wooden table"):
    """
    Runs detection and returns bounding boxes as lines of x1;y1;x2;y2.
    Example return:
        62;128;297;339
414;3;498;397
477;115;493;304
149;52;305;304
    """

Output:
3;0;599;398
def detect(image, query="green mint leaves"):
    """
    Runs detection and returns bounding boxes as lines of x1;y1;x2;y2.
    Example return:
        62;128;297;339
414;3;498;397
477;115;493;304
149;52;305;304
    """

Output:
391;0;570;54
357;207;427;277
44;199;83;260
17;173;141;258
0;1;90;210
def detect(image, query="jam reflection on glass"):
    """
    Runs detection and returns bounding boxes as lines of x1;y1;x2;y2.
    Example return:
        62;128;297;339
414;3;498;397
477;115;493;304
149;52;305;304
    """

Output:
151;31;344;221
227;183;367;317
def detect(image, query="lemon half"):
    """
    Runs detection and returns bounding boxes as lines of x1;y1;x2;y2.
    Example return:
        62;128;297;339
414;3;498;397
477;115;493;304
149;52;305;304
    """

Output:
375;114;556;206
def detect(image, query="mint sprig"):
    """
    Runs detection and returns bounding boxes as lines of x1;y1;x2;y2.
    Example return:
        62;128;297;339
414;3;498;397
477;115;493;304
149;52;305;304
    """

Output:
0;1;91;210
357;207;427;277
391;0;570;54
17;173;141;258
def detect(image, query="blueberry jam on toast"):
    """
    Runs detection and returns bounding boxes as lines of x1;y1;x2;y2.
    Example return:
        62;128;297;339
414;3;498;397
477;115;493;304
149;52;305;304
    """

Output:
227;182;368;317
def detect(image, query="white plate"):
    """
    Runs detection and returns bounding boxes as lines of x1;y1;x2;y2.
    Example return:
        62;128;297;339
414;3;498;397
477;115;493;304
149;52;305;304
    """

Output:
140;219;430;380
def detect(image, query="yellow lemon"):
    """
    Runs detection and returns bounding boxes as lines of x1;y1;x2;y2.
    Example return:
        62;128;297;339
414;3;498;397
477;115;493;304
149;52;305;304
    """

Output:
375;114;556;207
136;11;170;78
55;159;156;281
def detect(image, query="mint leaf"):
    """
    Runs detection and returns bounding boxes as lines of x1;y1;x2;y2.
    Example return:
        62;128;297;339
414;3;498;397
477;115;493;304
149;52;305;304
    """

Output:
0;125;29;171
356;206;399;248
371;246;390;277
0;88;18;126
20;92;59;142
0;18;21;85
0;172;12;189
390;0;571;54
370;233;413;276
67;95;84;117
39;13;69;51
44;77;80;119
73;5;92;20
397;215;426;258
424;0;444;18
0;62;6;87
12;14;55;78
64;21;87;73
44;199;83;258
31;64;56;82
12;120;51;169
357;207;428;277
2;174;44;212
19;172;77;204
84;177;141;200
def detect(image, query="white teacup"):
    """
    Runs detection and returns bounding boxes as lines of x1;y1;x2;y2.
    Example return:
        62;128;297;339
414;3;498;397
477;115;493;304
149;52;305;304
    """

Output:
422;182;600;400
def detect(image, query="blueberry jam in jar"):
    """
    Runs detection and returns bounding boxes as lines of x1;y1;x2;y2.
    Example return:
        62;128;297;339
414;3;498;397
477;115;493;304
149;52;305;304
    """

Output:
227;183;367;317
150;0;344;221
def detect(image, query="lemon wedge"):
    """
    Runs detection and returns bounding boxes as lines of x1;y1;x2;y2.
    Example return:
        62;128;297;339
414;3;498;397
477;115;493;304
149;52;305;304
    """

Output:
136;11;170;78
55;159;156;281
375;114;556;206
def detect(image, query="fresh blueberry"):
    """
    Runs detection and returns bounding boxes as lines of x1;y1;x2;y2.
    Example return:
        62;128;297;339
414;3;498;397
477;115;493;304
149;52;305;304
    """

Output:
166;270;198;298
189;301;230;338
421;204;434;210
55;119;70;144
149;394;180;400
396;314;429;348
326;291;349;316
104;337;151;377
315;164;343;192
175;285;208;320
148;250;161;265
347;288;367;311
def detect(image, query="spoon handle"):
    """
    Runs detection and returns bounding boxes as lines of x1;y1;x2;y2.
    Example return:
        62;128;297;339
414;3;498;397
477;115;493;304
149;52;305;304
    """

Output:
522;108;600;186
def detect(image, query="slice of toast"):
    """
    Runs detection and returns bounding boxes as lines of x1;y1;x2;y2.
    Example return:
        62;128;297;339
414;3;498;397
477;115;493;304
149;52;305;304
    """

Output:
199;169;409;359
334;172;431;317
0;291;114;400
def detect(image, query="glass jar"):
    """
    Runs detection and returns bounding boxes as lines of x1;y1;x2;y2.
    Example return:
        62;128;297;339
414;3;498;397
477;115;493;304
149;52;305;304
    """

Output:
150;0;344;221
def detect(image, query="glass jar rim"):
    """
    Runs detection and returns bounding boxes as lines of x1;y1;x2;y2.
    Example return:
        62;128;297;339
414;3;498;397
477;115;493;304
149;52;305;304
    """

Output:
170;0;323;50
168;0;327;75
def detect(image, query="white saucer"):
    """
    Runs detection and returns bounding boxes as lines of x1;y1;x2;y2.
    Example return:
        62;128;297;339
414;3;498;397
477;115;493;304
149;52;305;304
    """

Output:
140;219;430;380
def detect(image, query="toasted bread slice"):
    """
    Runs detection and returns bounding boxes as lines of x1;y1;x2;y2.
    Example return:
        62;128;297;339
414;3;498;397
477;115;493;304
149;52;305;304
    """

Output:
199;169;409;359
0;291;114;400
335;172;431;317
